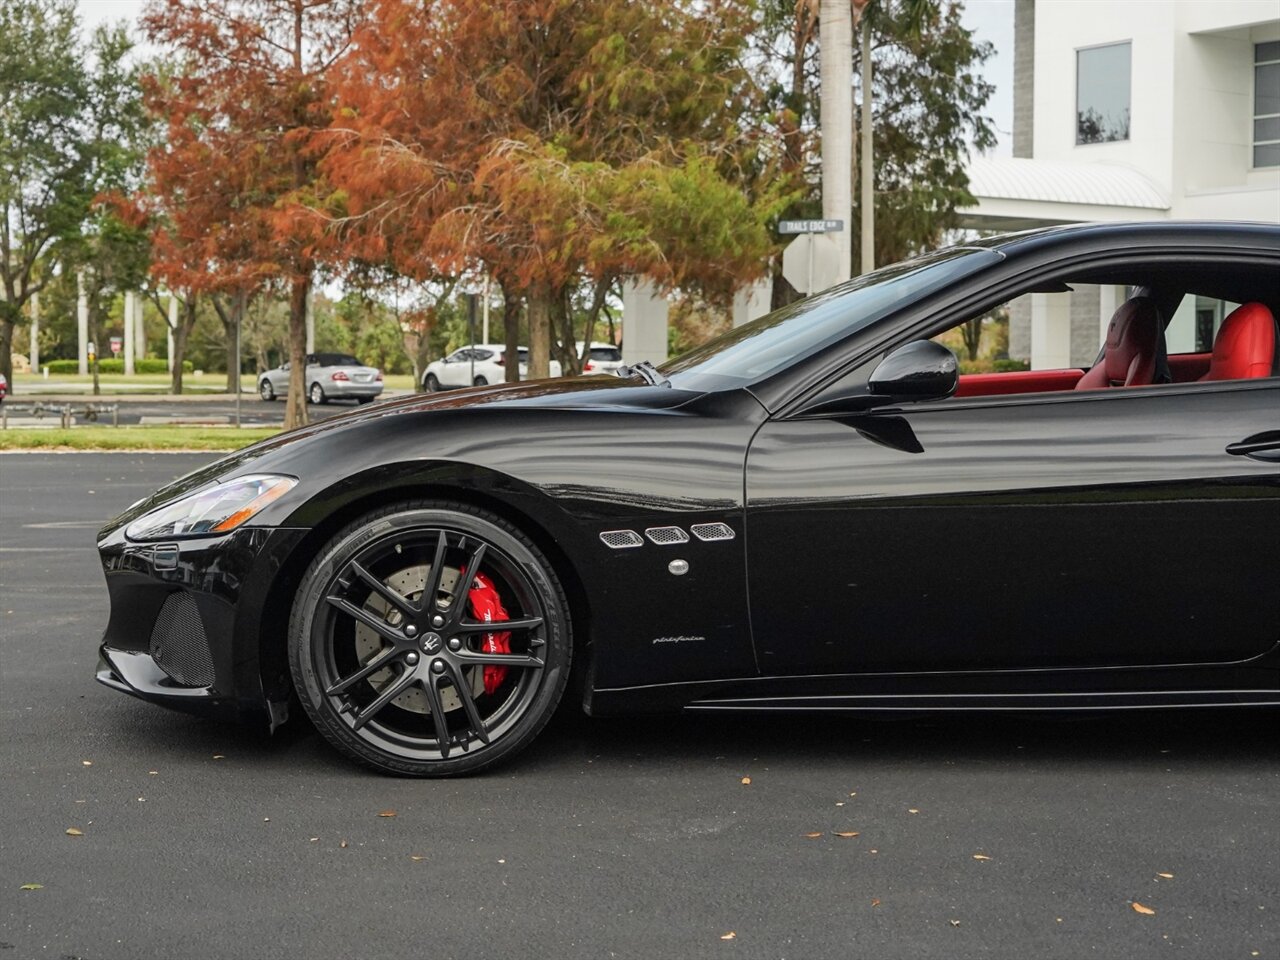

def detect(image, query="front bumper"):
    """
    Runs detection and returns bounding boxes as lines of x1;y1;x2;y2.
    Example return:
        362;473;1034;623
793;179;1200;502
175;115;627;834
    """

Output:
96;524;309;726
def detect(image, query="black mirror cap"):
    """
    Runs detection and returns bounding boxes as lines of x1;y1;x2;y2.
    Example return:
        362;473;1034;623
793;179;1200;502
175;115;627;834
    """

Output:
867;339;958;403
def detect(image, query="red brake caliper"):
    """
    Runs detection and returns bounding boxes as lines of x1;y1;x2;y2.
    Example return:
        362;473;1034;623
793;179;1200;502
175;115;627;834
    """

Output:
465;569;511;695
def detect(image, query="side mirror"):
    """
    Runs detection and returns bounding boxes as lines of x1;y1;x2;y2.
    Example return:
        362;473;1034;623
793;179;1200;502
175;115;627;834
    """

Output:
799;339;958;416
867;339;958;404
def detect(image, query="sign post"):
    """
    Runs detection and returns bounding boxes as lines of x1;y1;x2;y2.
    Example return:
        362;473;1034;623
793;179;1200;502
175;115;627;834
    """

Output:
780;220;845;296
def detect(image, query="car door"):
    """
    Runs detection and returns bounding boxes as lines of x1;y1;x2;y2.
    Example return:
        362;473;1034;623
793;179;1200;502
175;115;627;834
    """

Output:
441;349;471;387
269;361;290;391
743;378;1280;675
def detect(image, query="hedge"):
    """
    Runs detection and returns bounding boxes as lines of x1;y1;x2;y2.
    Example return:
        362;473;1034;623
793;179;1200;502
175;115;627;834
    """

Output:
44;358;194;374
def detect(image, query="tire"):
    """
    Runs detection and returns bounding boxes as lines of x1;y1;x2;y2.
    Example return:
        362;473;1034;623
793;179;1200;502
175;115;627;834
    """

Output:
473;375;489;386
309;382;326;405
288;502;573;777
259;379;275;401
356;396;374;405
425;374;441;392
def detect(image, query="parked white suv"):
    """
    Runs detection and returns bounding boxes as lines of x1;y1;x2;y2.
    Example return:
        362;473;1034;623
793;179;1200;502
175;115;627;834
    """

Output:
576;342;624;375
422;344;562;391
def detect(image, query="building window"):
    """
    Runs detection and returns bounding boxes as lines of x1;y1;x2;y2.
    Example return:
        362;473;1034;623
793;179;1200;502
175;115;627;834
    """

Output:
1256;41;1280;169
1076;42;1131;144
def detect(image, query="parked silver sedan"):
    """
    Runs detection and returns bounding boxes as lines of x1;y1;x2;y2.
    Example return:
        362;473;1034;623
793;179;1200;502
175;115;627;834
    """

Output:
259;353;383;405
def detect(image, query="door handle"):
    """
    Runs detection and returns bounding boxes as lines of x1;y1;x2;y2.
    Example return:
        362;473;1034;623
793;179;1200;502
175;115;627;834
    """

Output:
1226;430;1280;463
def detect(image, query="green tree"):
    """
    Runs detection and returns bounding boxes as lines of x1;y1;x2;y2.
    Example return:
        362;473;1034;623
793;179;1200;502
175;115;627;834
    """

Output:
0;0;90;388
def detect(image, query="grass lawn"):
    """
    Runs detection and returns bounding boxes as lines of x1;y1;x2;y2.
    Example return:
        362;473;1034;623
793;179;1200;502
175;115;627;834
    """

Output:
11;371;417;394
0;426;281;451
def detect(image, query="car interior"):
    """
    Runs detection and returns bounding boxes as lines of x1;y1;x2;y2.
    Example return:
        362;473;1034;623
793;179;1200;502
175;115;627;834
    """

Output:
937;262;1280;400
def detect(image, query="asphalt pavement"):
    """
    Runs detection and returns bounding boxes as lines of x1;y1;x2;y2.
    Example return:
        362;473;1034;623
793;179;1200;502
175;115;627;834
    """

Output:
1;453;1277;960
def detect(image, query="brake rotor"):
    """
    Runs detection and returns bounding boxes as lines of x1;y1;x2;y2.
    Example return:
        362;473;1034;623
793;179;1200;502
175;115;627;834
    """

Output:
353;563;483;714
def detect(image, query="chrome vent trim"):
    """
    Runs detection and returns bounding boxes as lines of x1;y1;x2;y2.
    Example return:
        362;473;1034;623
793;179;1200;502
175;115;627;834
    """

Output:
599;530;644;549
691;522;735;542
644;526;689;545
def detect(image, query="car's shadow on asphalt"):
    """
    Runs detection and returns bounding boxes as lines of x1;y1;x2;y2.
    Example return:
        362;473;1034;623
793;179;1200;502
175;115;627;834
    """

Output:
95;693;1280;777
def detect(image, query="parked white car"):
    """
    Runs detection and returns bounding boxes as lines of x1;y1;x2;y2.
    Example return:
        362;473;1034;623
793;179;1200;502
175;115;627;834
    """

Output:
422;344;562;391
259;352;384;405
576;341;624;375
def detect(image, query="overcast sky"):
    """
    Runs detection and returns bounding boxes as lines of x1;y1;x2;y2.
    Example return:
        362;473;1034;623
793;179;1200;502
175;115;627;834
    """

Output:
77;0;1014;156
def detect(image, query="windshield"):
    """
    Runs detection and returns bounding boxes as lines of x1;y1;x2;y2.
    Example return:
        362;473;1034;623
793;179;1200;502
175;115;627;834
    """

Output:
661;246;1001;391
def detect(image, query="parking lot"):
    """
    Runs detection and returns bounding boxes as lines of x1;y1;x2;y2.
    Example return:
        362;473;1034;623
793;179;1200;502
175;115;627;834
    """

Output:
1;453;1277;960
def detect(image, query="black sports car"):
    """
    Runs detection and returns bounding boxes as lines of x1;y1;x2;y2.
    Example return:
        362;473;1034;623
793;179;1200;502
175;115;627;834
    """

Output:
96;222;1280;776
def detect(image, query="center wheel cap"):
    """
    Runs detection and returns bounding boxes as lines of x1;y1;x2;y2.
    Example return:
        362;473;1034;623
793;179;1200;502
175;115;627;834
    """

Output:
421;632;443;655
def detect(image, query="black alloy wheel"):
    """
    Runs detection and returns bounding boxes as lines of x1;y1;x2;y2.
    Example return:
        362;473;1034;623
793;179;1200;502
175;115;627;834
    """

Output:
473;375;488;386
289;502;572;776
259;379;275;401
425;374;441;392
309;382;326;405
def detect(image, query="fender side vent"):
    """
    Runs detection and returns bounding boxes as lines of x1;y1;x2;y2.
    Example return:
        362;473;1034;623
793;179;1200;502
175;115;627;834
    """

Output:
599;530;644;549
644;526;689;545
691;522;735;542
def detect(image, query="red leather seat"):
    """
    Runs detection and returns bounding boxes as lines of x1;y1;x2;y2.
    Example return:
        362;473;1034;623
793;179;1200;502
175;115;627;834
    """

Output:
1076;297;1163;390
1199;302;1277;381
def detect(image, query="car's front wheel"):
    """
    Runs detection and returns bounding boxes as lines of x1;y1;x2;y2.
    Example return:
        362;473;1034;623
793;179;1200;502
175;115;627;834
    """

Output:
259;379;275;401
424;374;441;392
288;502;572;776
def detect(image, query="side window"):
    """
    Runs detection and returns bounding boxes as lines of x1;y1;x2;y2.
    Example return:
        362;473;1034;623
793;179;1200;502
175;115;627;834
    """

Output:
474;349;494;361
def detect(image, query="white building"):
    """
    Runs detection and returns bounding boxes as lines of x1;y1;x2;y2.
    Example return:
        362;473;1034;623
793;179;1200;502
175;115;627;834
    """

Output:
960;0;1280;368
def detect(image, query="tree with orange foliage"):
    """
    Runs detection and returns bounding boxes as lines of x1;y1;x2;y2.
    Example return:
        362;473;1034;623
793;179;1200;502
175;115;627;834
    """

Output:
324;0;783;379
141;0;363;426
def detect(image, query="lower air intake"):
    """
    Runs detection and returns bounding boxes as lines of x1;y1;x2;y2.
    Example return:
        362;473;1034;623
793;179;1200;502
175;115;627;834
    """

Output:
149;591;215;687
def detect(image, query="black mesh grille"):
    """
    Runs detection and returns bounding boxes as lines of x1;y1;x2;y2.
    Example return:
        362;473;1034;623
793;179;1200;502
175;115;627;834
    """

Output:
150;592;214;687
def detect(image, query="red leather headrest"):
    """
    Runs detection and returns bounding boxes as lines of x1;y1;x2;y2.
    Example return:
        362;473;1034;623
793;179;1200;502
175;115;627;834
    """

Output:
1076;297;1161;390
1200;302;1276;381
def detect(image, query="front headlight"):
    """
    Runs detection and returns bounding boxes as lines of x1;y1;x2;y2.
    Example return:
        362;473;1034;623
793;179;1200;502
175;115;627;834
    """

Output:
125;474;298;541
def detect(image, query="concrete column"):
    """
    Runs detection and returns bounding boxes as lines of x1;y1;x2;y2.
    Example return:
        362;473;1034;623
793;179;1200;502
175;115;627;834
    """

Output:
1098;284;1121;346
732;279;774;328
620;279;669;366
77;271;89;375
1013;0;1035;158
1030;292;1071;370
305;288;315;353
819;0;853;282
124;291;136;375
1165;293;1198;354
29;292;39;372
134;293;146;360
167;293;178;371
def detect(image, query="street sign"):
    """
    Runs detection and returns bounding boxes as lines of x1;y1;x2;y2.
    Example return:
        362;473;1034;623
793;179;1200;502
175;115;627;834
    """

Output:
778;219;844;234
781;233;841;295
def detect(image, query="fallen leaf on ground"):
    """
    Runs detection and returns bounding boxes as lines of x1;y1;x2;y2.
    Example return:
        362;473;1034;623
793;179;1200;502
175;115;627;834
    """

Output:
148;771;158;775
803;832;823;839
19;884;42;891
378;810;397;818
309;837;319;843
339;840;349;848
81;760;92;766
1132;902;1156;916
720;932;736;940
65;828;83;837
410;855;427;862
833;831;860;838
972;854;991;861
908;808;920;814
740;777;751;785
1157;872;1173;879
949;919;961;927
871;899;881;907
212;755;225;760
263;818;270;823
835;802;845;807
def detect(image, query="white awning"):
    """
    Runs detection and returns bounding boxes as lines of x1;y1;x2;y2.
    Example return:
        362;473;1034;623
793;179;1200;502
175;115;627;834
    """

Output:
958;157;1171;230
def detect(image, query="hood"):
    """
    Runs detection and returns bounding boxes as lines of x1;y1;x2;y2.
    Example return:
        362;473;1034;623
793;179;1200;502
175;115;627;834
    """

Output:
102;375;701;535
